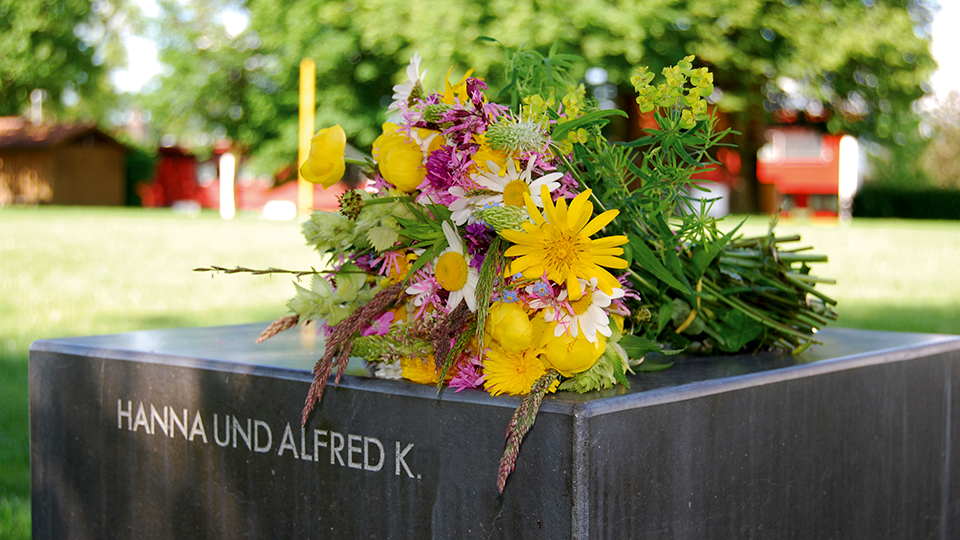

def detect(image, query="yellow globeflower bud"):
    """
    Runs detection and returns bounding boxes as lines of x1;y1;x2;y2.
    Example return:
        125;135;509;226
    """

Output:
484;301;534;353
301;125;346;188
373;123;425;192
534;318;606;376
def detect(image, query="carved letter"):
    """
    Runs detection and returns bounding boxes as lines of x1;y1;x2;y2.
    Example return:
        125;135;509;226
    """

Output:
300;427;313;461
313;429;328;463
213;414;231;447
364;437;384;472
150;405;168;437
189;412;207;443
117;400;132;430
132;403;150;434
233;417;252;450
254;420;272;452
330;431;344;466
347;434;363;470
277;423;299;458
395;442;414;478
170;408;188;439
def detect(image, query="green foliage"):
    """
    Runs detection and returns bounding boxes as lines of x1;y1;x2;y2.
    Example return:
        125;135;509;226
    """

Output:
853;185;960;220
503;49;837;354
124;145;158;206
140;0;935;190
0;0;108;118
922;93;960;190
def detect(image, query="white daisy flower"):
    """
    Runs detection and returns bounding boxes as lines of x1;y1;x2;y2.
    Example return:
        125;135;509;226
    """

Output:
546;277;625;343
433;221;479;312
472;159;562;208
448;186;496;225
388;53;426;114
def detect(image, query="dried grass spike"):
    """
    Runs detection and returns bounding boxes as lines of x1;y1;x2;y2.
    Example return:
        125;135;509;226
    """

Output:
256;315;300;344
497;369;559;493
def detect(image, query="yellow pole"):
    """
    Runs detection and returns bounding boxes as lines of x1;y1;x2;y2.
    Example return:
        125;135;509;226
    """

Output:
298;58;316;214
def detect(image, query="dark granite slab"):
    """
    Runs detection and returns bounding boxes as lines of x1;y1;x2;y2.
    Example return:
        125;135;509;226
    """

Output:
30;325;960;539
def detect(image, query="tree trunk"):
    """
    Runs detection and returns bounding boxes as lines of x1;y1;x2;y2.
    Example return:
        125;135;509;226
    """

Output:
728;112;765;214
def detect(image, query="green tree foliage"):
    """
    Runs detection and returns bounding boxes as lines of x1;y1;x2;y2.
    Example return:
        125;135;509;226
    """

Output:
0;0;134;120
922;92;960;190
142;0;936;194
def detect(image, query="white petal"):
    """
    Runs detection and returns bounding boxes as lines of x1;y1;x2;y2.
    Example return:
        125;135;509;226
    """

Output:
448;289;464;310
441;221;463;253
474;174;506;191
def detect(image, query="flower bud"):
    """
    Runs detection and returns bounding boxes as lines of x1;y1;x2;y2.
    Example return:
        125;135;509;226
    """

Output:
301;125;346;188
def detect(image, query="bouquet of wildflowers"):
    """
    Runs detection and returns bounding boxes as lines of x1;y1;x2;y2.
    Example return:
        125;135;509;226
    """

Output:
210;45;836;491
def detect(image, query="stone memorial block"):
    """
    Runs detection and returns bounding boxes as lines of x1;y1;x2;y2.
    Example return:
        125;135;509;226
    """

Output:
30;324;960;539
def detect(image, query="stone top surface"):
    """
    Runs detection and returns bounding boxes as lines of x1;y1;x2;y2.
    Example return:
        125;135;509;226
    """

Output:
30;324;960;413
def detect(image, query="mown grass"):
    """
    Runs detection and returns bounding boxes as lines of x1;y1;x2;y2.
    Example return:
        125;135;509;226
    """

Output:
2;207;960;539
727;215;960;335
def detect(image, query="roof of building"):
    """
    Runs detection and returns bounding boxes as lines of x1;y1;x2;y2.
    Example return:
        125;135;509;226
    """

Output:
0;117;127;152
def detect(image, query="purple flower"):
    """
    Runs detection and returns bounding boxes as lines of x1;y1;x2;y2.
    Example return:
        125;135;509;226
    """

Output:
361;312;396;337
464;221;493;269
417;145;458;205
448;354;485;392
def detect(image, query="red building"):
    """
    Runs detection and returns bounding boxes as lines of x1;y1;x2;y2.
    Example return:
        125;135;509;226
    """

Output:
139;144;351;215
757;127;859;217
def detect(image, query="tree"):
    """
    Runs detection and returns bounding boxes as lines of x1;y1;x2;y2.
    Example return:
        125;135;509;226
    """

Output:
922;92;960;189
142;0;936;204
0;0;135;120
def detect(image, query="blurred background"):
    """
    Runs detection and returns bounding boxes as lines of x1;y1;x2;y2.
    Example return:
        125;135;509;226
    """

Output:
1;0;959;538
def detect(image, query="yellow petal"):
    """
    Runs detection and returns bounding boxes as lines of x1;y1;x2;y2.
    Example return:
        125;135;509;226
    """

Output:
568;193;593;234
590;247;625;256
540;184;560;225
501;229;532;245
524;190;546;226
566;272;583;301
554;193;568;226
579;209;620;237
503;244;539;256
593;255;629;269
592;267;622;295
509;254;543;273
592;236;629;248
301;125;347;188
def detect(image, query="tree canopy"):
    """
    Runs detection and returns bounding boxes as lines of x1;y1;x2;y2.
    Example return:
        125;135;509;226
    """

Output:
0;0;139;120
141;0;937;199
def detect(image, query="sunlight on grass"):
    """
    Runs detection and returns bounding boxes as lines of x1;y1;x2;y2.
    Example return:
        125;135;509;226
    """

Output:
1;207;319;349
0;496;30;540
725;216;960;334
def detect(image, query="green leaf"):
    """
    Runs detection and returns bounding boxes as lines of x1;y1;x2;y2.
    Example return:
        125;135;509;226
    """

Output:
634;361;674;372
612;357;631;388
627;234;692;298
689;219;745;281
366;226;401;252
551;109;629;141
715;309;764;353
618;334;663;359
657;301;673;334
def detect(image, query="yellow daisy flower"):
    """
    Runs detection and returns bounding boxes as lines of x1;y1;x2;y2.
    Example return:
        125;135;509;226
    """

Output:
401;355;440;385
483;347;556;396
500;185;628;301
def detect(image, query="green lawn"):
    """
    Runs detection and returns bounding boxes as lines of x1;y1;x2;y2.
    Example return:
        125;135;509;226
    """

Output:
2;207;960;539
